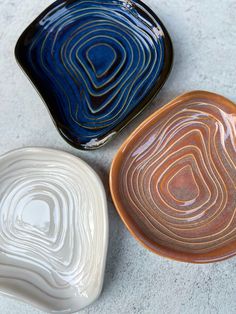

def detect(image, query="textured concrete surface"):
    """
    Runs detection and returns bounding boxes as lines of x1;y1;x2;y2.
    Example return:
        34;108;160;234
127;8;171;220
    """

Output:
1;0;236;313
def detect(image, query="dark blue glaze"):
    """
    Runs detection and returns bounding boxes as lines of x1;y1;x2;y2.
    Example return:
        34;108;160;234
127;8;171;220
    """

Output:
15;0;173;150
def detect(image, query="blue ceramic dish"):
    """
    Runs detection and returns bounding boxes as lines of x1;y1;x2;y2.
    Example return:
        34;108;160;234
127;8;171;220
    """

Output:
15;0;173;150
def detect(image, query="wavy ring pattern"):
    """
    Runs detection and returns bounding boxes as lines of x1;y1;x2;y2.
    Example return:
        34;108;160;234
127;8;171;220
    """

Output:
111;91;236;263
15;0;172;149
0;148;108;312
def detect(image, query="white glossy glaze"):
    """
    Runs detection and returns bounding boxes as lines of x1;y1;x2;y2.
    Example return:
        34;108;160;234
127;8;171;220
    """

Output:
0;147;108;313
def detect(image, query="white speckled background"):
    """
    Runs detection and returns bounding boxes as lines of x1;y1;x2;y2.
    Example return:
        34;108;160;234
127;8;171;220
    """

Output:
1;0;236;313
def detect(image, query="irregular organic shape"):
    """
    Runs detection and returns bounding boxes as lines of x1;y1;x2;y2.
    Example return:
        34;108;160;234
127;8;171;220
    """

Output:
15;0;173;150
110;91;236;263
0;148;108;312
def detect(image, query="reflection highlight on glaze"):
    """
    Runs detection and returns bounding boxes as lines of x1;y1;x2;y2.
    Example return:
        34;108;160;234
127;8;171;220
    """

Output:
0;148;108;312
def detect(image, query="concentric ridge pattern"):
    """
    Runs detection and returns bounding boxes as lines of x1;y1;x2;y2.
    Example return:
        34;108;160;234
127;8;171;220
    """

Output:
15;0;173;149
0;148;108;312
110;91;236;263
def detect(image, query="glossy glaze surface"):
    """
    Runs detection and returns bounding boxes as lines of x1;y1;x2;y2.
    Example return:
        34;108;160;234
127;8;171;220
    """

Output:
110;91;236;263
0;148;108;312
15;0;173;150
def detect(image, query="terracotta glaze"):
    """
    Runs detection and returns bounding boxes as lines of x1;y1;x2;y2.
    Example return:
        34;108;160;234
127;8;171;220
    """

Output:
110;91;236;263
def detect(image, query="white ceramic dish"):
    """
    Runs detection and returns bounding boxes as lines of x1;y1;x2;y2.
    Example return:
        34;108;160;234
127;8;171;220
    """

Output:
0;147;108;313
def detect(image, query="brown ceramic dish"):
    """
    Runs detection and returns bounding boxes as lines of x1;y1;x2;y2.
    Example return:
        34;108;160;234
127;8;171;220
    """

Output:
110;91;236;263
